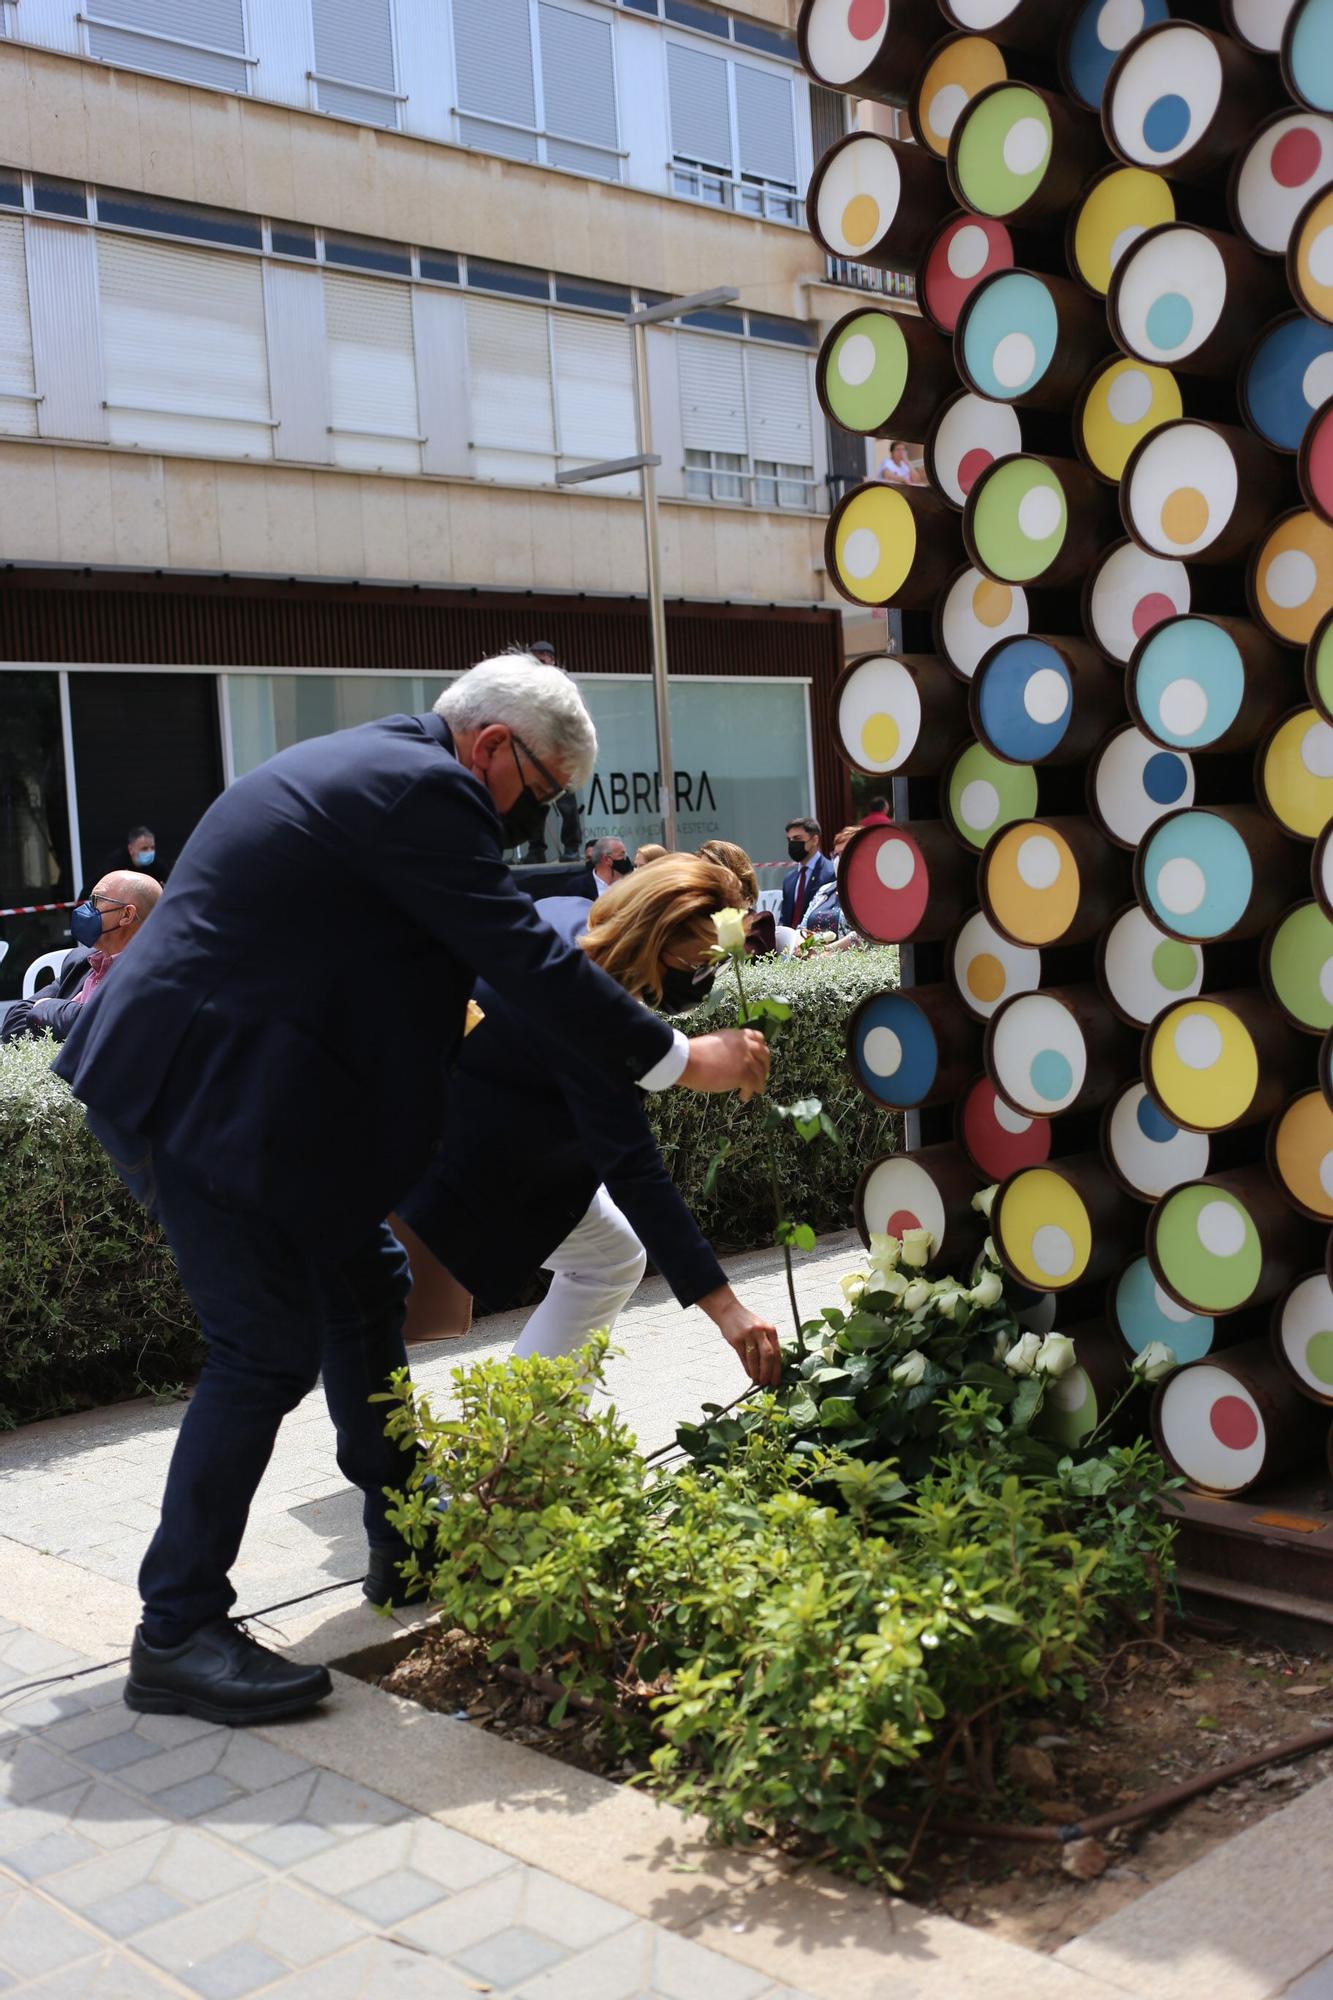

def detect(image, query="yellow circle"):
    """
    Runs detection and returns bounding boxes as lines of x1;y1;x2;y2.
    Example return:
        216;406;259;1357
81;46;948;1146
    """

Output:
1274;1090;1333;1220
1079;359;1182;483
967;952;1006;1002
1260;709;1333;841
842;194;880;249
1073;167;1176;296
983;823;1080;946
916;36;1008;159
1161;487;1209;545
861;712;900;763
1254;511;1333;645
974;577;1014;628
1294;189;1333;324
996;1168;1092;1290
1148;1000;1259;1132
831;485;917;606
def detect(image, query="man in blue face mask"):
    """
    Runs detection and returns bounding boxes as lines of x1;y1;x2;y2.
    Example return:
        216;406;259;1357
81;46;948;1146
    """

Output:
2;871;160;1044
89;825;162;893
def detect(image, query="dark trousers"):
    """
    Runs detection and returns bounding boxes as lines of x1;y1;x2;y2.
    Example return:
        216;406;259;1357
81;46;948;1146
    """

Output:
87;1114;415;1646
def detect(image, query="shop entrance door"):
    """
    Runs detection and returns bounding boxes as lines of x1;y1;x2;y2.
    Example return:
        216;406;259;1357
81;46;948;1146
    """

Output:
68;671;223;892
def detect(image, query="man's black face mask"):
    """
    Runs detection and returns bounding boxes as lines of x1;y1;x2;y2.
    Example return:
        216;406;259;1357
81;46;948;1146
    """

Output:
501;786;550;848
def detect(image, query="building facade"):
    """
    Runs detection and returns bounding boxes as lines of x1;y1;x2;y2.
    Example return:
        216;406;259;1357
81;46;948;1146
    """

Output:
0;0;907;985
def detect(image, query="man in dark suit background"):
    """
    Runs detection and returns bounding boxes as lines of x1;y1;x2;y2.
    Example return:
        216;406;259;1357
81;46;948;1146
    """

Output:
2;871;160;1044
780;816;836;929
55;656;769;1726
566;834;632;902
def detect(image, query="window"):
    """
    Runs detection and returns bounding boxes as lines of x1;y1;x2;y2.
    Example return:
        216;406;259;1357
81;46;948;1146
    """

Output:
678;332;814;511
97;235;274;458
311;0;402;129
324;273;422;473
0;216;38;438
465;296;636;489
96;189;262;251
452;0;622;181
83;0;251;93
666;41;800;223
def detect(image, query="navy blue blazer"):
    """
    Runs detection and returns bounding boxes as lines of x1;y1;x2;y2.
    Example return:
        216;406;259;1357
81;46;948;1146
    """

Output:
780;850;836;928
53;715;673;1242
397;897;727;1311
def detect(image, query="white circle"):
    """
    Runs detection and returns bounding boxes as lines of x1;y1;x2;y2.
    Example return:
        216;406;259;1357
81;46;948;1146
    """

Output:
1023;667;1069;725
1017;835;1060;889
1319;956;1333;1005
994;1098;1033;1135
1304;352;1333;410
1097;0;1144;49
1301;719;1333;779
928;83;968;140
948;223;991;280
1153;1281;1192;1324
863;1025;903;1077
837;332;877;388
1157;856;1206;916
1197;1199;1246;1258
1003;116;1049;178
1032;1225;1074;1278
1159;678;1208;737
842;527;881;581
875;838;916;890
1266;550;1318;610
1320;1150;1333;1201
1018;485;1061;542
993;331;1037;390
960;778;1000;829
1309;226;1333;288
1106;367;1154;425
1109;223;1145;270
1173;1011;1222;1069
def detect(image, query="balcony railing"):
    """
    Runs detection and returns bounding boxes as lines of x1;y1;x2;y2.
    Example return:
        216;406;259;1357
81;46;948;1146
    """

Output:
824;255;915;302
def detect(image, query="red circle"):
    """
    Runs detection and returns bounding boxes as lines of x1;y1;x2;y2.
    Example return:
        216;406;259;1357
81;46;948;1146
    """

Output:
886;1206;922;1237
1210;1394;1260;1452
1272;127;1322;189
847;0;886;39
1305;405;1333;523
841;827;929;942
922;217;1014;335
957;447;994;495
1132;591;1177;639
958;1078;1053;1181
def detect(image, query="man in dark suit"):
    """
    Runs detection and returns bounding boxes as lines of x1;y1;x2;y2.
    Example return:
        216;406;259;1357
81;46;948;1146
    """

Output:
2;871;161;1044
780;816;836;929
54;657;769;1726
565;835;631;902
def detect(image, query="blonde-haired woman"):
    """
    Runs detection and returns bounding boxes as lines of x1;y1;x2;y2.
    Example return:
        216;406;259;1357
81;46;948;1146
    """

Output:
395;856;781;1384
698;837;759;909
633;842;668;869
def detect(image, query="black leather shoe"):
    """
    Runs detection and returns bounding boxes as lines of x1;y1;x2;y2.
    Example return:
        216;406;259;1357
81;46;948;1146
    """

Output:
363;1547;426;1610
125;1620;332;1726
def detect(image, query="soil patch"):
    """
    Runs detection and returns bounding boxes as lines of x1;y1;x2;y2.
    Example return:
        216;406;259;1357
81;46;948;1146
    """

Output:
377;1620;1333;1953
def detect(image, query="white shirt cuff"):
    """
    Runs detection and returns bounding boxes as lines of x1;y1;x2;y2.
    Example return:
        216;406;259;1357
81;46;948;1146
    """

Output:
637;1027;689;1092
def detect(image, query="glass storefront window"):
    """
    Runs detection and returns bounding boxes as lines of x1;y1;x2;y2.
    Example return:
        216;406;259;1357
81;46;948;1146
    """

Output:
227;674;448;776
0;671;73;1000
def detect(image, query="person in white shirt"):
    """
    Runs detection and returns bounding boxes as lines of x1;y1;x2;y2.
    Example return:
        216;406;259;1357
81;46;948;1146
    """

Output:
577;835;633;898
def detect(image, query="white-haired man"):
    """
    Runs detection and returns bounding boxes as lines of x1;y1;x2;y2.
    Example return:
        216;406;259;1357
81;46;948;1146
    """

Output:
56;657;771;1725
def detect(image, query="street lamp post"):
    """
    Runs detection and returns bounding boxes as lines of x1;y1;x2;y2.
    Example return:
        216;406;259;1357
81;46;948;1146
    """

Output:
556;284;740;851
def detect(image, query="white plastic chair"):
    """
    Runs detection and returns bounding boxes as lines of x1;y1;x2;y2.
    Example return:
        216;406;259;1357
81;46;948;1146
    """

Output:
0;941;8;968
22;948;71;1000
757;888;784;917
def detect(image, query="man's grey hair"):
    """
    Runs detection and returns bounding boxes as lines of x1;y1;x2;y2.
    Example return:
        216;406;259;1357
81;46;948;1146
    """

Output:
435;656;597;787
590;835;624;865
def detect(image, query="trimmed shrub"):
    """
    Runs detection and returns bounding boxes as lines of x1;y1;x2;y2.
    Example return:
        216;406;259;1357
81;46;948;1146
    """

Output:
0;1036;198;1426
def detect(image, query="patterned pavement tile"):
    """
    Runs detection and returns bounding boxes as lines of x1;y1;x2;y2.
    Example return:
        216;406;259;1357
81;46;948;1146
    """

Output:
16;1948;186;1998
454;1925;569;1989
44;1823;264;1926
261;1938;478;2000
398;1862;635;1962
291;1817;511;1901
134;1877;368;1986
0;1883;101;1980
201;1768;408;1864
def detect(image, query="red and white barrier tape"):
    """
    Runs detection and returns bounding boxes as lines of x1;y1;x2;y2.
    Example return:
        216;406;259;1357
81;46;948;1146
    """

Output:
0;900;77;918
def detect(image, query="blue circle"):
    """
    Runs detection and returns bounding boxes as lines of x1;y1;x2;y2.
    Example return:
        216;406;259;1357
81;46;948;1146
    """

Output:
961;272;1060;403
853;993;938;1109
1030;1049;1073;1102
1114;1256;1214;1362
1145;292;1194;353
1064;0;1170;111
1135;1094;1178;1144
976;637;1073;762
1143;752;1188;804
1142;93;1191;154
1133;616;1245;749
1289;0;1333;115
1244;316;1333;453
1142;811;1254;939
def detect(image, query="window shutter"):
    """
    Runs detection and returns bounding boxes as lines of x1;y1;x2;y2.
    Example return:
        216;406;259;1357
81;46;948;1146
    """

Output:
312;0;399;128
466;296;554;481
554;312;636;491
667;42;732;169
323;273;421;473
0;217;37;437
745;345;813;465
810;82;849;163
735;62;796;187
453;0;538;162
677;333;746;455
87;0;249;91
539;4;620;179
97;235;273;458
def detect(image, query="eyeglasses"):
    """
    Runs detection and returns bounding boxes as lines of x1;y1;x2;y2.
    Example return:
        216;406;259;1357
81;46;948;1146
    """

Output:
88;894;130;913
510;733;569;807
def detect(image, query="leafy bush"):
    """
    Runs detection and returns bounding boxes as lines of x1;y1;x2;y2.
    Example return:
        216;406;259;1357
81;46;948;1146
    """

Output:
646;946;901;1251
0;1037;198;1425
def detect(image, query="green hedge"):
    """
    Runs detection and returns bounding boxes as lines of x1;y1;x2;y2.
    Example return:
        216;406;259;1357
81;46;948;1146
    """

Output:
0;1036;198;1427
646;946;901;1254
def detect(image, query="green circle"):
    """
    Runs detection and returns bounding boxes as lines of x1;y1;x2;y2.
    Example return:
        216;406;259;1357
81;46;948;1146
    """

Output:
821;312;907;433
1310;618;1333;724
1155;1186;1262;1313
1307;1329;1333;1387
969;459;1067;583
954;85;1053;220
1268;902;1333;1032
1036;1365;1097;1447
1151;938;1198;993
945;742;1039;850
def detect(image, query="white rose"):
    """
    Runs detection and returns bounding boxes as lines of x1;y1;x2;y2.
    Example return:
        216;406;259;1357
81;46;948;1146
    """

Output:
932;1287;962;1318
711;907;747;957
972;1184;998;1219
1035;1332;1077;1379
1004;1331;1043;1378
902;1279;933;1313
892;1350;927;1388
867;1232;901;1274
981;1235;999;1268
900;1227;933;1270
1134;1339;1176;1384
992;1330;1012;1363
838;1272;866;1306
969;1268;1004;1310
866;1267;909;1302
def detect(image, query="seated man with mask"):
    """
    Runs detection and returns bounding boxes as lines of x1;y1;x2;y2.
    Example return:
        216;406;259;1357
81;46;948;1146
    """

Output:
2;872;161;1044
